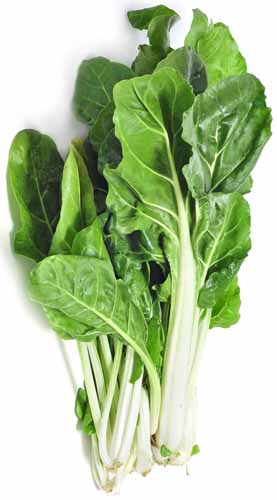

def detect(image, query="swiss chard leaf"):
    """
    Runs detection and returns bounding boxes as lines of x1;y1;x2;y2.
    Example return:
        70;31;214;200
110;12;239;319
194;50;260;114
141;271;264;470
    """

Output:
105;68;194;244
73;57;133;156
185;9;247;85
182;74;272;198
156;47;207;94
194;193;251;320
128;5;179;54
30;254;161;430
7;130;63;261
128;5;179;76
210;277;241;328
50;144;96;255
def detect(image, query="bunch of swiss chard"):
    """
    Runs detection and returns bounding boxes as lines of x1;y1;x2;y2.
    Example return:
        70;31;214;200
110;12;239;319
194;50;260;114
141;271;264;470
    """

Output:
7;5;271;493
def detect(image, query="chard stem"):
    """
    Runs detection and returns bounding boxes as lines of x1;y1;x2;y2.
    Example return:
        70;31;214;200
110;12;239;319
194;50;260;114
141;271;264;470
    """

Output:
78;341;101;432
98;336;120;428
99;341;123;468
117;372;143;463
136;388;153;476
110;347;134;461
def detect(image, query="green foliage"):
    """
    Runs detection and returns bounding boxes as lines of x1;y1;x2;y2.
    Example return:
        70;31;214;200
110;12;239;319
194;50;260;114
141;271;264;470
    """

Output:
7;4;272;488
182;74;272;198
128;4;179;75
7;130;63;261
185;9;247;85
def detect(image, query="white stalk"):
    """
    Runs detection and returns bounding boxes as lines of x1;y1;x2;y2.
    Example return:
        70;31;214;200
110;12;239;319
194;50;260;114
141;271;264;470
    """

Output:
90;434;112;492
98;336;120;428
170;311;211;464
114;440;137;494
117;372;143;464
157;200;197;454
78;341;101;432
136;388;153;476
87;340;106;408
110;347;134;462
98;341;123;468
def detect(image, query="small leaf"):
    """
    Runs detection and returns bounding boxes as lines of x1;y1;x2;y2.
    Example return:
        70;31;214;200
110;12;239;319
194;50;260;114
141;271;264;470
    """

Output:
75;387;87;420
191;444;200;456
160;445;173;457
7;129;63;261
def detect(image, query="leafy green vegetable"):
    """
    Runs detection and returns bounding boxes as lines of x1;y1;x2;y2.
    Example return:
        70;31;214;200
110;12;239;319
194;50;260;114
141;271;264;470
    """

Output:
73;57;133;171
8;3;272;493
50;144;95;254
185;9;247;85
7;129;63;261
128;4;179;75
182;74;272;198
156;46;207;94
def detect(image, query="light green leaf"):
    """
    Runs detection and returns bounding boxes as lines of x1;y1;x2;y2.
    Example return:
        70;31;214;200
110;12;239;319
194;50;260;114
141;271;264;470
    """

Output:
210;277;241;328
30;255;161;431
7;129;63;261
50;144;95;255
185;10;247;85
185;9;209;49
182;74;272;198
44;307;91;340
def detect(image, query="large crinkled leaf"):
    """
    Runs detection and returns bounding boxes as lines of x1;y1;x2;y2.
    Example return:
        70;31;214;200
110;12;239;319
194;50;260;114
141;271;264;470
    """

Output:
29;254;161;431
193;192;251;309
156;46;207;94
50;144;96;255
7;129;63;261
105;68;194;247
73;57;133;150
128;5;179;54
182;74;272;198
185;9;247;85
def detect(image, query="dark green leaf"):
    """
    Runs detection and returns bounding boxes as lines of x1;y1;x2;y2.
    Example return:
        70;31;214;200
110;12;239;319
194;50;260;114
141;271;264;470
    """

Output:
7;129;63;261
128;5;179;54
75;387;88;420
73;57;133;150
132;45;164;76
183;74;272;198
156;47;207;94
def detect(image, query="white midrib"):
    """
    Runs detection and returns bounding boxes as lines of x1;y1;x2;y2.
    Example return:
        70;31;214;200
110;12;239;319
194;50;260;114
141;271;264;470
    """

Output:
156;134;197;452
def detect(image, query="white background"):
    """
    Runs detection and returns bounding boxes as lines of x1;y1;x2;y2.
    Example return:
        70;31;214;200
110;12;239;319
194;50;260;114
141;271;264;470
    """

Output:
0;1;276;499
